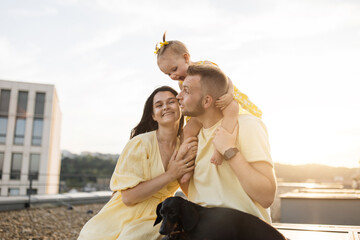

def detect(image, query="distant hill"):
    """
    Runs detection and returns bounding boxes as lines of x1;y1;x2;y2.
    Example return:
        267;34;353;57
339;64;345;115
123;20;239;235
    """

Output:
61;150;359;184
62;150;119;161
60;151;117;191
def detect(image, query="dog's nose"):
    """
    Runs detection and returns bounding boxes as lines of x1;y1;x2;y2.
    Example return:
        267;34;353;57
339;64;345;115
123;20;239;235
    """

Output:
159;227;166;235
159;223;170;235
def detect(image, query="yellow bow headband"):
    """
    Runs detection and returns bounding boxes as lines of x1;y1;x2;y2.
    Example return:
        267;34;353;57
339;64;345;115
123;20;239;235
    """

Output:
154;41;169;54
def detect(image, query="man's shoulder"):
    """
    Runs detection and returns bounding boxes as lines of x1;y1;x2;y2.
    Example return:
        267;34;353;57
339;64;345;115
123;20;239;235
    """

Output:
237;114;266;131
237;114;262;123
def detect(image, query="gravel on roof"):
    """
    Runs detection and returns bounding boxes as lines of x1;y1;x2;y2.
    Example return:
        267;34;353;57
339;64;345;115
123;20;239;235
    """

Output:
0;203;104;240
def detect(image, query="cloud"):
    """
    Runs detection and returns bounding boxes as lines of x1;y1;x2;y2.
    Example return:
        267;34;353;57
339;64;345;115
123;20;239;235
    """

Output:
8;6;58;17
0;38;41;80
217;0;360;42
1;0;359;167
67;25;136;55
338;128;360;136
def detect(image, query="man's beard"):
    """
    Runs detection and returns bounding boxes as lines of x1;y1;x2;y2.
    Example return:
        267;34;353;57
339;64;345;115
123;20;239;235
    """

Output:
182;98;205;117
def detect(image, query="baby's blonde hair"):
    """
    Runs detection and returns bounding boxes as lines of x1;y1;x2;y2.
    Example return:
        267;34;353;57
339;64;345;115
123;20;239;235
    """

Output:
155;32;190;59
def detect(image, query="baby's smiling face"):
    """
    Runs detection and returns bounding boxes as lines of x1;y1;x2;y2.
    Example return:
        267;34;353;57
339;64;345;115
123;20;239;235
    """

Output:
158;51;190;81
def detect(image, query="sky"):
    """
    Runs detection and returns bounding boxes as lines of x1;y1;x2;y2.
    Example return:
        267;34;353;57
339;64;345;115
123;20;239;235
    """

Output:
0;0;359;168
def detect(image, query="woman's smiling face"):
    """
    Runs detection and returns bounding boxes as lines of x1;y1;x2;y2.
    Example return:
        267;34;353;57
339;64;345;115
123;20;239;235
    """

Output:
152;91;181;126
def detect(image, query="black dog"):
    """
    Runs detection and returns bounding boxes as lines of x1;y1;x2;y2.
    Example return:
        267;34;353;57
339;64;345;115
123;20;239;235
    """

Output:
154;196;286;240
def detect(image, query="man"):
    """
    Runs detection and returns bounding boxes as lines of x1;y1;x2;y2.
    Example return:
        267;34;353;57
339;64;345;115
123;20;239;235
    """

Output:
177;64;276;223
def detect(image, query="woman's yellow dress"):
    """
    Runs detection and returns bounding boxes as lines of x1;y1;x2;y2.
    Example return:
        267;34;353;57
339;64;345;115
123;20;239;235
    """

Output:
78;131;179;240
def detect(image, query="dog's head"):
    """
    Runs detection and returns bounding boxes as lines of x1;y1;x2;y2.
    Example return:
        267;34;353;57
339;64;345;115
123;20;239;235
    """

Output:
154;196;199;236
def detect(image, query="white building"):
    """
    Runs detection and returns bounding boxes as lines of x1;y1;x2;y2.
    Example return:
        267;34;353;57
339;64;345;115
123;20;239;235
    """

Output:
0;80;61;196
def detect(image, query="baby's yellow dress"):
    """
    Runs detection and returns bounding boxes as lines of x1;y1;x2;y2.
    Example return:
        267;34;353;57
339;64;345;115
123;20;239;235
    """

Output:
78;131;179;240
193;60;262;118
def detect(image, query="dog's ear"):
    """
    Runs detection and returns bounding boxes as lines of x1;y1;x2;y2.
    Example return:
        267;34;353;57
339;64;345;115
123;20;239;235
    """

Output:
180;199;200;231
154;202;163;226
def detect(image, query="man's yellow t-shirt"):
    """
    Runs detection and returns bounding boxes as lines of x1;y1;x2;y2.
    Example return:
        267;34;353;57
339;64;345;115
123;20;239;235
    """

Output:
188;114;273;223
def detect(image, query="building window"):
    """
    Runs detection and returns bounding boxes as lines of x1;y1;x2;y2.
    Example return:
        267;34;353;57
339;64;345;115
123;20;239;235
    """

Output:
34;93;45;117
0;89;11;144
0;152;4;180
32;119;43;146
14;91;28;145
14;118;26;145
32;93;45;146
8;188;20;196
10;153;22;180
16;91;28;117
0;89;11;115
0;117;7;144
26;188;37;195
29;154;40;180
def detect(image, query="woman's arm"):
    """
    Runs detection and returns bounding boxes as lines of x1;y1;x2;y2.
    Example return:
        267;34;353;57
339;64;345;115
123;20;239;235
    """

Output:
121;137;197;206
121;167;181;206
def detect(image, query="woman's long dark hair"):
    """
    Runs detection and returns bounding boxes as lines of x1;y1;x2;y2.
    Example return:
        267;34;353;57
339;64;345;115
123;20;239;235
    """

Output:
130;86;184;139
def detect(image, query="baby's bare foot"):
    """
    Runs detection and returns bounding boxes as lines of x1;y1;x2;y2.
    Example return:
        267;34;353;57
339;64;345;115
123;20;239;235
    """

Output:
210;150;223;165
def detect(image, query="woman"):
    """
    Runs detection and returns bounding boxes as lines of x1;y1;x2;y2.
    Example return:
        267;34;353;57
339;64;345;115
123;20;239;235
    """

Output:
78;86;197;240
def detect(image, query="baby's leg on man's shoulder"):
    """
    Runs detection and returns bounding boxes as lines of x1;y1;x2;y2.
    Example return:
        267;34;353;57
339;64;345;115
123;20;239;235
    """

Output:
182;117;202;141
179;118;201;184
221;100;239;133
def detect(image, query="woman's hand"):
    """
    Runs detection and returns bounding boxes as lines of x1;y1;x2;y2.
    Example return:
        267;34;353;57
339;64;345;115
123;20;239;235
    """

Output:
166;137;197;181
212;124;238;155
177;137;198;161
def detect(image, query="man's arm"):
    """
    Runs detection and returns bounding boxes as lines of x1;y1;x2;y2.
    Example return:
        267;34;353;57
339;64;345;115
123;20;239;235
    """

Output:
228;154;276;208
212;124;277;208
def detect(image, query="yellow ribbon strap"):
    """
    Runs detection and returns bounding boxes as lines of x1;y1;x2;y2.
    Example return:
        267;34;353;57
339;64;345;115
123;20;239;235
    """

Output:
160;41;168;47
154;46;160;54
154;41;169;54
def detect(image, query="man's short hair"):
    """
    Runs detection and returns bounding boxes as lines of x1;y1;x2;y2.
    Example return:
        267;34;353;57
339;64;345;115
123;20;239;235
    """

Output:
187;64;229;100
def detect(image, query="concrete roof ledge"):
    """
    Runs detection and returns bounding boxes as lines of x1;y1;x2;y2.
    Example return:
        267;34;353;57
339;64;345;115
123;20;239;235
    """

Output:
0;191;112;211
